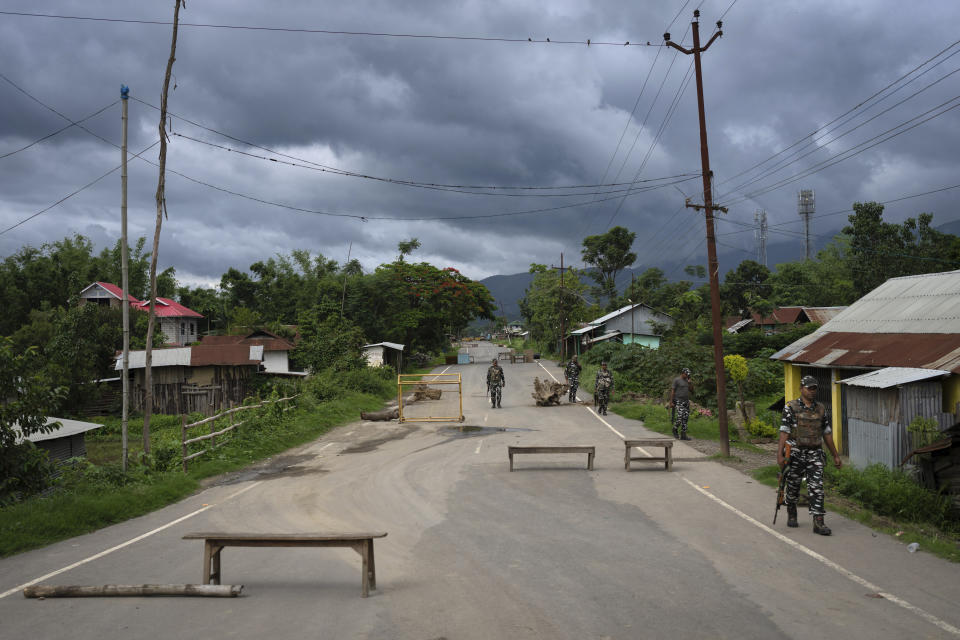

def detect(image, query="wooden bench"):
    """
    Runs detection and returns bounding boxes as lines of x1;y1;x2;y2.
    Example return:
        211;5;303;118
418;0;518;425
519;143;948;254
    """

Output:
182;532;387;597
624;439;674;471
508;446;595;471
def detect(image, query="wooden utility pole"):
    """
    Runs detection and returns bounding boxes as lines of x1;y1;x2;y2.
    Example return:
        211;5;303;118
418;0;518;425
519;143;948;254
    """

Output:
144;0;184;453
120;85;130;471
665;11;731;456
559;252;565;363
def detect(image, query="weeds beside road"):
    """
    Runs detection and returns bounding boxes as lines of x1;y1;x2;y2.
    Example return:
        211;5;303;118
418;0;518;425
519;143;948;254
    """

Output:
611;398;960;563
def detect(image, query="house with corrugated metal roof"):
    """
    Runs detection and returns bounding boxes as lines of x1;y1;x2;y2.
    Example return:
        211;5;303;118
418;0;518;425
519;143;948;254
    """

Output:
115;344;264;415
79;282;203;346
200;329;304;375
771;270;960;467
725;306;847;334
564;303;674;357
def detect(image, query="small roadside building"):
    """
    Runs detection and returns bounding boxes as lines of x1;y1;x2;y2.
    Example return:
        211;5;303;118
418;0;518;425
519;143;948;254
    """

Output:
565;303;674;357
20;418;103;463
362;342;404;370
116;344;264;415
772;270;960;464
200;330;304;376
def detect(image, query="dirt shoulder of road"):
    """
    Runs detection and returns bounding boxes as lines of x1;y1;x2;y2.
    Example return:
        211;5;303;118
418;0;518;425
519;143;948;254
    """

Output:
682;437;780;475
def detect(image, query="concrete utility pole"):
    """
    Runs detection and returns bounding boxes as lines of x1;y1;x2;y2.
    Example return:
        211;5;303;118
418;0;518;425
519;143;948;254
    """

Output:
755;210;768;267
665;11;731;456
560;252;565;363
798;189;815;260
120;85;130;472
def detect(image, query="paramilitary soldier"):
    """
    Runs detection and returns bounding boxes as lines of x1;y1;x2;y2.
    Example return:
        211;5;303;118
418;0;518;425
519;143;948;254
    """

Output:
594;362;614;415
487;358;505;409
668;367;694;441
777;375;843;535
564;355;582;403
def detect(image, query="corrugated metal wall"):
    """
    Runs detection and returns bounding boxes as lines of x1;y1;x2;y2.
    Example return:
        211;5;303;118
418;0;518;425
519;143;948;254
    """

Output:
846;381;955;469
848;417;898;469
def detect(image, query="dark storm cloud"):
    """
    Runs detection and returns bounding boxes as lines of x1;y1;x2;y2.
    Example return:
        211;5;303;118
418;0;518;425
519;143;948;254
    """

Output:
1;0;959;287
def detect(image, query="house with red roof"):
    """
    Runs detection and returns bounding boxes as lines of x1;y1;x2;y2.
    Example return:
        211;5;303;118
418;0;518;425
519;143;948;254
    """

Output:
79;282;203;346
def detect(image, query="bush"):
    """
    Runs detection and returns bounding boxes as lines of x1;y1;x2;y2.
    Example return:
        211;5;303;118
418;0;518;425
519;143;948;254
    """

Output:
0;443;56;506
826;463;956;529
746;418;778;438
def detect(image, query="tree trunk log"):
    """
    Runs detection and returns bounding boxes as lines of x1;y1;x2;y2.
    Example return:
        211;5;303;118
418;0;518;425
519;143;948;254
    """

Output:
23;584;242;598
360;408;399;421
412;385;442;401
531;377;569;406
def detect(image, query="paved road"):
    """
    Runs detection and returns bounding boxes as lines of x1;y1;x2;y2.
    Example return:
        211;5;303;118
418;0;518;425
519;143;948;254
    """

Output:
2;342;959;639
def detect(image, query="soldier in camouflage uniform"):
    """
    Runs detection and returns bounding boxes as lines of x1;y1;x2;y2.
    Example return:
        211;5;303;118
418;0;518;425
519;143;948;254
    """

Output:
778;375;843;535
594;362;614;415
487;358;505;409
564;355;582;403
668;367;694;440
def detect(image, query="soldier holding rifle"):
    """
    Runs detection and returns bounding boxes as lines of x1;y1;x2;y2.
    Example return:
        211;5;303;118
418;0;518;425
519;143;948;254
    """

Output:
777;375;842;535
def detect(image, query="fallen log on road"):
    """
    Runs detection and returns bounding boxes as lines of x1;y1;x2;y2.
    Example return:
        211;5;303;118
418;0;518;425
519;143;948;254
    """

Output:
23;584;243;598
412;384;442;401
531;377;570;406
360;407;399;421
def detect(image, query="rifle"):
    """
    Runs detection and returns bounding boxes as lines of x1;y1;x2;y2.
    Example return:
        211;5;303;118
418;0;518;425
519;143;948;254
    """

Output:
773;443;792;525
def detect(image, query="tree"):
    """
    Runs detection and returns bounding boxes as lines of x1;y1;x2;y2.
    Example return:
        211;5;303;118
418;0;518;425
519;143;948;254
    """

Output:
720;260;771;317
581;226;637;308
396;238;421;263
723;354;750;441
519;264;592;354
0;338;65;502
293;308;367;373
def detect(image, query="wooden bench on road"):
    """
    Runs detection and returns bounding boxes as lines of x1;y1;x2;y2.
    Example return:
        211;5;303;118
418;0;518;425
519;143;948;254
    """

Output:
624;439;674;471
182;532;387;597
508;445;595;471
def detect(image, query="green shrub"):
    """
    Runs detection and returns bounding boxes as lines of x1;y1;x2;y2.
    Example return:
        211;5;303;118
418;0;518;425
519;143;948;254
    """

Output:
746;418;778;438
826;463;956;529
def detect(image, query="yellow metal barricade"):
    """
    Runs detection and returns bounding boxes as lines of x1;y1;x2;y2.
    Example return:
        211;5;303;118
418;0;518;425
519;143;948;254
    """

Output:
397;373;464;423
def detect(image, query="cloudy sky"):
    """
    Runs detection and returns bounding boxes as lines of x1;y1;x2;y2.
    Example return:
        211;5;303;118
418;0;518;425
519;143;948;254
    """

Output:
1;0;959;288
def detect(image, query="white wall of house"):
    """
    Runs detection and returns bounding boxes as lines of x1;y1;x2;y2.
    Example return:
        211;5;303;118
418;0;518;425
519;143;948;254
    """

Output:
159;317;198;346
363;346;386;367
263;350;290;373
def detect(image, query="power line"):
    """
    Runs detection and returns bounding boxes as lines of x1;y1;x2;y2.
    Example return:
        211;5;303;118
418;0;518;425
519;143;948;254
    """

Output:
0;141;160;236
170;132;699;197
722;95;960;207
715;37;960;193
721;62;960;201
132;96;700;193
0;10;663;48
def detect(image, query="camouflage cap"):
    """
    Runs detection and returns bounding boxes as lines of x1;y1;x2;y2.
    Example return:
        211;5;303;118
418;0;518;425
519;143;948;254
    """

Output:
681;367;691;375
800;375;819;388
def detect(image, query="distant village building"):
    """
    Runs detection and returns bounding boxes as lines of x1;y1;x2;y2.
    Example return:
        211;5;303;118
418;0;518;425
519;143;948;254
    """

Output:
565;303;674;357
772;270;960;467
362;342;404;370
79;282;203;346
725;306;847;334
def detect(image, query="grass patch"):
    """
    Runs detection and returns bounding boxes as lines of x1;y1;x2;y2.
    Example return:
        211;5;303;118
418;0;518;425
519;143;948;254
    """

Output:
0;390;389;558
611;399;760;448
750;462;960;563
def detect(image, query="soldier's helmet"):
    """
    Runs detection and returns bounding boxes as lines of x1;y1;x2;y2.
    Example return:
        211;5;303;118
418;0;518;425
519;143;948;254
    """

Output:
492;358;498;364
681;367;691;375
600;361;607;366
801;375;818;388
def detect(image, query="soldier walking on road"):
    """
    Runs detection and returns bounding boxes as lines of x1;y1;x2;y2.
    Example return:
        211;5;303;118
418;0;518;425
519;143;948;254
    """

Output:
778;375;843;536
594;362;614;415
668;367;694;440
564;355;582;403
487;358;505;409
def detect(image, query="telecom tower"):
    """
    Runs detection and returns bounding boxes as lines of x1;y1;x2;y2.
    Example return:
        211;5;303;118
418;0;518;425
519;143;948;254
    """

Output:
754;210;767;266
797;189;815;260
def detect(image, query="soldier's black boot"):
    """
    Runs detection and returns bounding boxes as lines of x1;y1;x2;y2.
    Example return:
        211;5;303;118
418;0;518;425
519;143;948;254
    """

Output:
813;515;832;536
672;427;679;439
787;504;798;528
680;431;691;441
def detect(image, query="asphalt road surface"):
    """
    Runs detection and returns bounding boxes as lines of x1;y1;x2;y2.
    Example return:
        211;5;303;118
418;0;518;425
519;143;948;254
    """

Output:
2;342;958;639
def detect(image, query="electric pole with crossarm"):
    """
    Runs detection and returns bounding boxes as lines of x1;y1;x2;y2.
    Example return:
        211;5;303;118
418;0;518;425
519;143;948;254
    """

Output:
665;11;731;456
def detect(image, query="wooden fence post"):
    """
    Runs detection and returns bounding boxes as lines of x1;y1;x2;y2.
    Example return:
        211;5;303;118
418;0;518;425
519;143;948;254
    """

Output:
181;414;188;473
